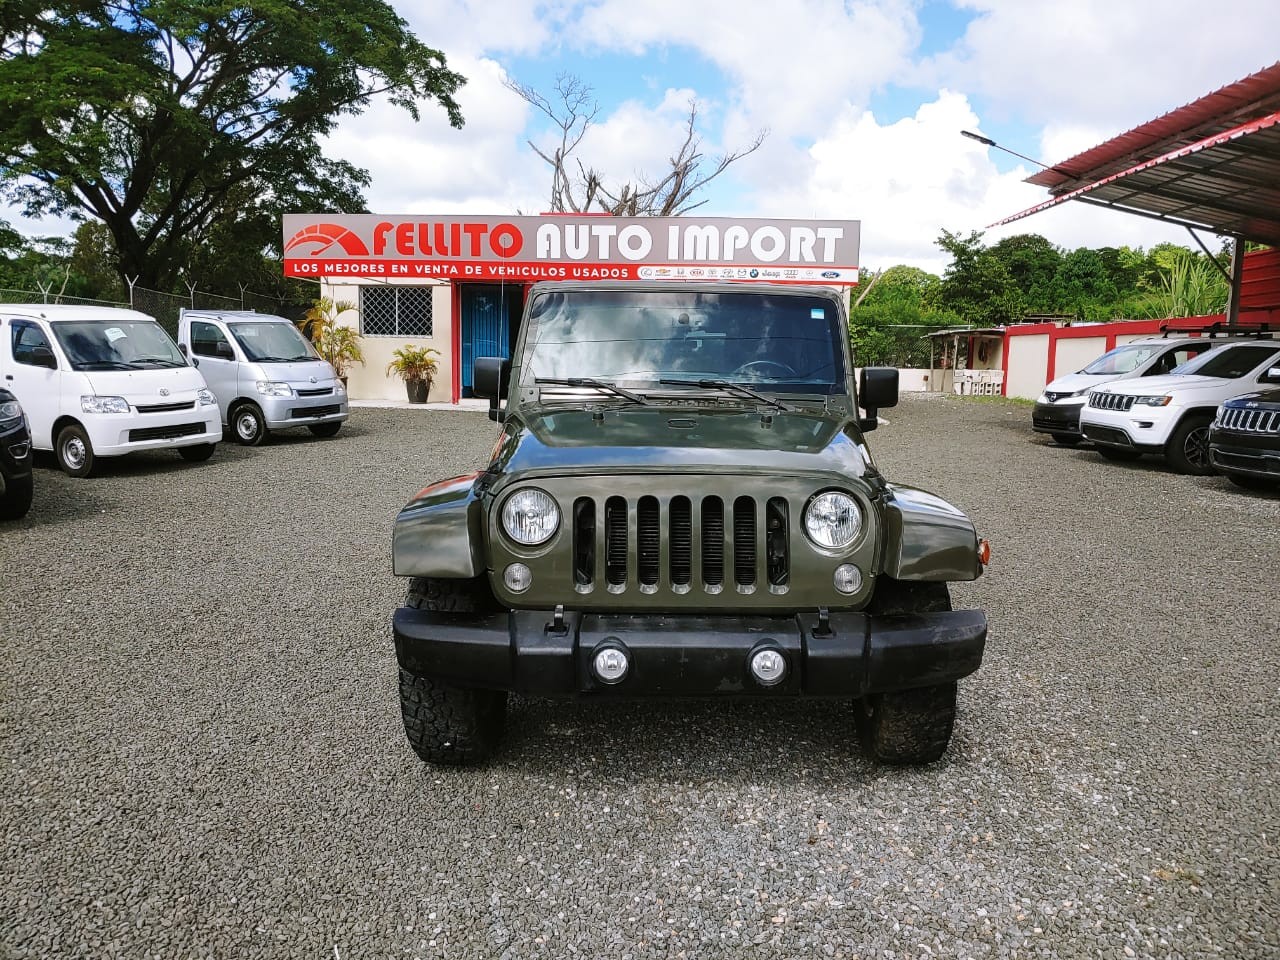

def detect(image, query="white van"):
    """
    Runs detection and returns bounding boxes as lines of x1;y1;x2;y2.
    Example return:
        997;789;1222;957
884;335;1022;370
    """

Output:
176;310;348;446
0;305;221;477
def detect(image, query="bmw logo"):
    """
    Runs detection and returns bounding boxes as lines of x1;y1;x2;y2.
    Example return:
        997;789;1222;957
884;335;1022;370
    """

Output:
749;268;759;278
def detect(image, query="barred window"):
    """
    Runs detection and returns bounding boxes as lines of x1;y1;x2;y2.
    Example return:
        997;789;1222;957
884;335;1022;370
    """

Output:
359;286;433;337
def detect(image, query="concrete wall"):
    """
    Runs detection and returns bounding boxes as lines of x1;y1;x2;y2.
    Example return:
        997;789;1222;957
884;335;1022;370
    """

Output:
1054;336;1107;376
323;279;452;402
1004;333;1050;400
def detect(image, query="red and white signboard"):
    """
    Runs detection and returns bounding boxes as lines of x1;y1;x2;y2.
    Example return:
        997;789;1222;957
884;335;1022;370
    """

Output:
282;215;860;284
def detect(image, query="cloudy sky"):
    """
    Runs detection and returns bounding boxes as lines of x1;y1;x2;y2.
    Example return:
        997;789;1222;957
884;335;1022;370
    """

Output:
13;1;1280;275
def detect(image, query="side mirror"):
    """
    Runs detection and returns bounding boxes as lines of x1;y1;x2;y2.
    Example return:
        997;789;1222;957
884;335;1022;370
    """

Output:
178;342;188;356
31;345;57;370
214;341;234;360
857;367;899;433
474;357;511;422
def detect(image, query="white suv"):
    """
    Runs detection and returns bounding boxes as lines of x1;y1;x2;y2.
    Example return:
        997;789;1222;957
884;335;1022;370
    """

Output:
1080;340;1280;474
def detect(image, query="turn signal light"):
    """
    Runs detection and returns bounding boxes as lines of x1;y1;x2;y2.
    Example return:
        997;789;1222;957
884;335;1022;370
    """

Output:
978;539;991;566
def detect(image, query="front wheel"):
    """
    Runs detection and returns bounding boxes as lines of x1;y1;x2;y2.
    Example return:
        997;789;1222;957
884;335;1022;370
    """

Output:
0;474;33;520
231;403;268;446
398;669;507;766
858;577;959;764
56;424;96;477
178;443;216;462
1164;414;1215;475
307;422;342;438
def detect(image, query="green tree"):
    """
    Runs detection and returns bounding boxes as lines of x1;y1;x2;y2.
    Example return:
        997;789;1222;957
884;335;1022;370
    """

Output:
0;1;465;289
987;233;1062;309
930;230;1023;326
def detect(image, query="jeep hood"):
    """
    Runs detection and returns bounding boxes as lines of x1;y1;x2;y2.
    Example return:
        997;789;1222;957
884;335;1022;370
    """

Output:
491;405;874;478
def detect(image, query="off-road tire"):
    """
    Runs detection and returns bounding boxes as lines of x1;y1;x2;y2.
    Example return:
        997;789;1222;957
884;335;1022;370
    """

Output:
1164;413;1215;475
178;443;216;462
857;577;958;764
1051;433;1081;446
399;576;506;765
56;423;96;477
307;422;342;438
230;402;268;446
1096;446;1142;462
0;474;33;520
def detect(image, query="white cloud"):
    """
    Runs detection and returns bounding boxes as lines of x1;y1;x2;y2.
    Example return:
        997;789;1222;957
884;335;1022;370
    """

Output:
749;90;1195;275
926;0;1280;133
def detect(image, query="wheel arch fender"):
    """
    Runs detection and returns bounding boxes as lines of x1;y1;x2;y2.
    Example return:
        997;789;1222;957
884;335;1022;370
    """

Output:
393;473;487;578
51;414;84;449
880;484;983;582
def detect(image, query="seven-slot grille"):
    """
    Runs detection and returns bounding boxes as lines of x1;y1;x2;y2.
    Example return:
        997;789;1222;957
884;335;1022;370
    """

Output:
1089;392;1134;411
296;387;333;397
571;494;791;594
1218;406;1280;433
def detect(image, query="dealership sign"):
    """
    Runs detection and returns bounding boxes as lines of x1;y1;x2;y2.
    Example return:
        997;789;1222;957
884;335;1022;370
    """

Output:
282;215;860;284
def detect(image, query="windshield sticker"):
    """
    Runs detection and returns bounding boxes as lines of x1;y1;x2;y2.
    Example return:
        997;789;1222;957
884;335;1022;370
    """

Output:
104;327;127;342
810;309;825;319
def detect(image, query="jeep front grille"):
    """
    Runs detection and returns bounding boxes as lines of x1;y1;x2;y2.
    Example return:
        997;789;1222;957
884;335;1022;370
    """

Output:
1089;392;1134;411
1218;406;1280;434
572;494;788;594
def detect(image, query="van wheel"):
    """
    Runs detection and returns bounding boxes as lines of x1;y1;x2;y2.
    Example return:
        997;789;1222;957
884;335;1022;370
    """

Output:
178;443;216;462
1164;414;1215;475
0;474;33;520
231;403;268;446
307;422;342;438
56;424;96;477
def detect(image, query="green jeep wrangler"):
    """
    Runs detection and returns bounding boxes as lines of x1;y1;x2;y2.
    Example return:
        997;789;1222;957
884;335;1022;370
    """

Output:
392;282;988;765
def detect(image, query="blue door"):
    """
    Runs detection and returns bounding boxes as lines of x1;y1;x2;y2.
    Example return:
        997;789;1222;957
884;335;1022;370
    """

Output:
460;285;512;395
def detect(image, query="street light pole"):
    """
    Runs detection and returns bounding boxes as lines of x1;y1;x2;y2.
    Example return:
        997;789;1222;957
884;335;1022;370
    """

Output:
960;130;1071;176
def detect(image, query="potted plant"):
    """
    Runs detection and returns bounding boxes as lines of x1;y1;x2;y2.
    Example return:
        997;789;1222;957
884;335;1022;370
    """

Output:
386;344;441;403
298;298;365;386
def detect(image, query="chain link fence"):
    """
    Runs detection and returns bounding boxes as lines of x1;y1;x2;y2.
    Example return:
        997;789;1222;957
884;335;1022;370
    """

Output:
1;283;310;337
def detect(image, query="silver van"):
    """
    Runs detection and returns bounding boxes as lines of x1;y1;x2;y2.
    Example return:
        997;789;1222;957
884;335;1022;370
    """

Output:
177;310;348;445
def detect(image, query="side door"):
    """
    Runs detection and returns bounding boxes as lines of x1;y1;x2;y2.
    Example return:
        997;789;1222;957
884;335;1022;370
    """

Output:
3;318;62;451
188;319;238;422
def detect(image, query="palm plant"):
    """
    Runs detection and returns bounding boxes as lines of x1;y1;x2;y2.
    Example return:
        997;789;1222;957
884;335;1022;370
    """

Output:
1144;254;1229;319
386;345;441;402
298;298;365;380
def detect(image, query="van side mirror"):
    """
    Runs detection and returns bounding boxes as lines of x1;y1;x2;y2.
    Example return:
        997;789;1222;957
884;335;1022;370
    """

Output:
178;343;188;356
474;357;511;422
857;367;899;432
214;341;234;360
31;345;57;369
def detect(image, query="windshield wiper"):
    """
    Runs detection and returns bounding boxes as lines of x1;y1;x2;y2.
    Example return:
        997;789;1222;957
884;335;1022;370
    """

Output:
252;355;306;363
130;358;185;368
658;378;789;412
73;360;135;371
535;377;651;405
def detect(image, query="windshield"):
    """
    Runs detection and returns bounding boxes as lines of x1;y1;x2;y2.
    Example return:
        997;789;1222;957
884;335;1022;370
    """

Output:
1169;344;1280;379
1081;344;1160;375
228;321;317;362
518;289;846;396
53;319;186;371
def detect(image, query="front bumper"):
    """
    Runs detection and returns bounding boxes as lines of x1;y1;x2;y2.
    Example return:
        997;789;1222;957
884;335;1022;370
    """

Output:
1079;406;1173;451
0;421;33;488
86;408;222;456
1209;432;1280;480
259;392;348;429
393;607;987;698
1031;401;1083;435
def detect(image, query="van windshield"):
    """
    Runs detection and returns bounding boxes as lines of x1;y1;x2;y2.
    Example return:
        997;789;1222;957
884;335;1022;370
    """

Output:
519;289;846;396
53;319;186;371
228;321;317;362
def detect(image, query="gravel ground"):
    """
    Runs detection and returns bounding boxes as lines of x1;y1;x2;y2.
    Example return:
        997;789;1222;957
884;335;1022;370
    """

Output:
2;395;1277;959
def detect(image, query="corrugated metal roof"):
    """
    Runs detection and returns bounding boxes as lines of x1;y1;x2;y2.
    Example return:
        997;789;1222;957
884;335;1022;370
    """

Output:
995;110;1280;246
1026;61;1280;193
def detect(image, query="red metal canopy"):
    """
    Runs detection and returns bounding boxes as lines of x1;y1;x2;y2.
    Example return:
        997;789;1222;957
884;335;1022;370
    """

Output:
995;62;1280;246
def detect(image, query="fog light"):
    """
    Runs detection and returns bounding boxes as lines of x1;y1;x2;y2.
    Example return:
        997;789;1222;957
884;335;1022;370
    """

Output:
833;563;862;594
503;563;532;593
749;648;787;687
592;644;630;684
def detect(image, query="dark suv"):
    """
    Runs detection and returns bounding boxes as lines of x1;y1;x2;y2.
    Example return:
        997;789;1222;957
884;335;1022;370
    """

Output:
1209;360;1280;489
391;283;990;767
0;388;33;520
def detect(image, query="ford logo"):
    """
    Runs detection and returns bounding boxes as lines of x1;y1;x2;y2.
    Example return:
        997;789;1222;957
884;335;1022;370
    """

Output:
821;271;840;279
159;388;170;396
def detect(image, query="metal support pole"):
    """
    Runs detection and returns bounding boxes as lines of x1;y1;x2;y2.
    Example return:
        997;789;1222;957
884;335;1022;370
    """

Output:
1224;239;1244;326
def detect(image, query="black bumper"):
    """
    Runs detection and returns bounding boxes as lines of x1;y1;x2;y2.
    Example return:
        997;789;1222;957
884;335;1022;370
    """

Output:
392;607;987;698
1209;435;1280;480
1032;402;1082;435
0;422;33;486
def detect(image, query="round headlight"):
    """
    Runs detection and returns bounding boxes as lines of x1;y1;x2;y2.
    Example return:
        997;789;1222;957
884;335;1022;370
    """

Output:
804;491;862;549
501;487;560;545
